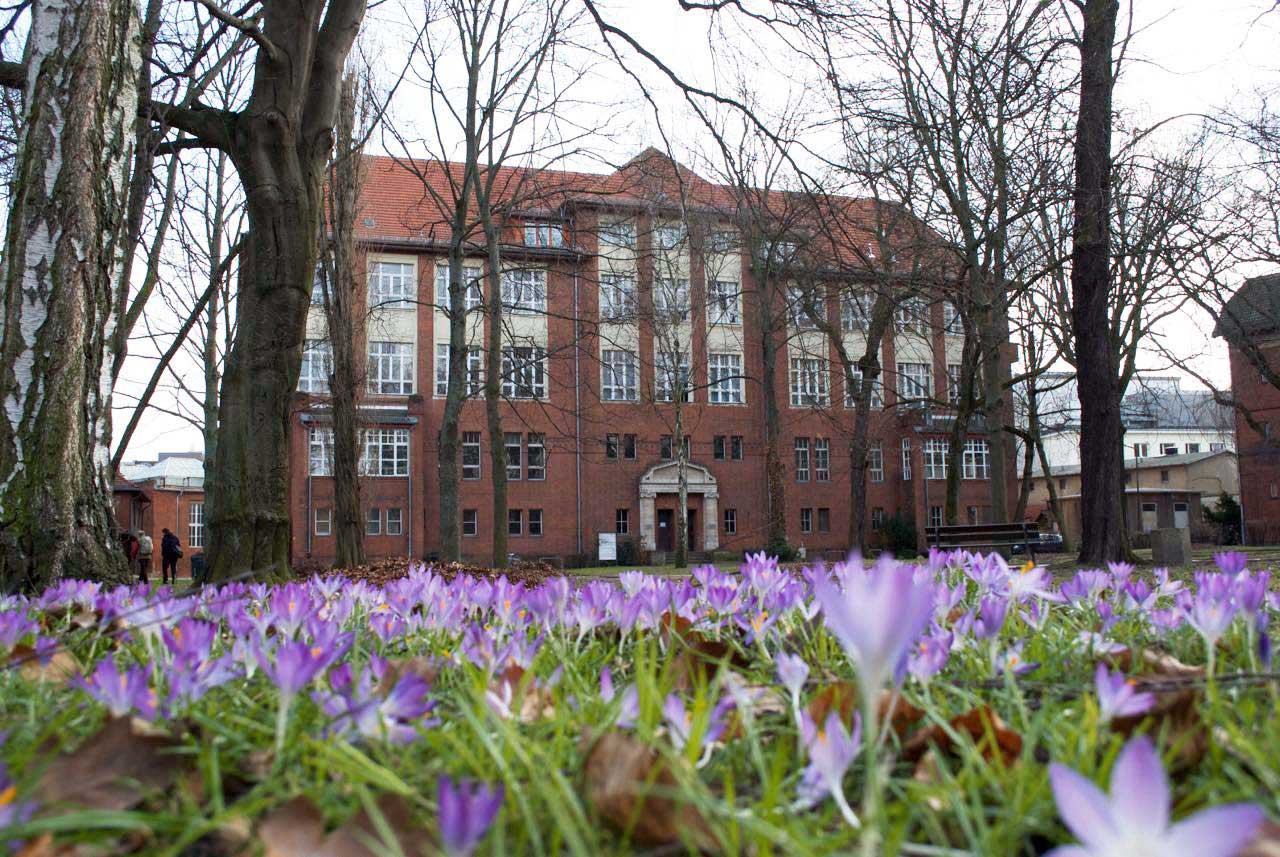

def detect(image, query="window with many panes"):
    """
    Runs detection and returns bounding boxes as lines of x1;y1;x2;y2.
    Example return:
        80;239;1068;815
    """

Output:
601;349;639;401
708;353;743;403
929;506;942;529
1133;442;1150;457
894;297;929;334
505;432;522;480
844;366;884;409
366;507;382;536
790;357;829;407
817;508;830;533
708;280;741;324
654;224;686;250
502;268;546;313
369;261;414;310
600;273;637;321
962;439;990;479
655;351;691;403
462;509;478;536
795;437;810;482
731;436;743;460
526;433;546;480
386;508;403;536
1160;442;1178;456
841;291;873;332
714;436;726;460
524;222;564;247
362;429;410;477
897;362;930;402
616;508;629;534
871;507;886;530
435;344;483;397
947;363;963;405
800;507;813;533
605;434;619;459
189;502;204;548
462;432;481;480
434;263;483;311
924;439;949;480
598;220;635;248
314;507;332;536
942;301;961;334
529;509;543;536
723;508;737;534
368;342;414;395
654;277;690;320
1210;442;1226;452
299;340;332;394
508;509;523;536
501;346;546;399
623;434;636;459
660;436;673;460
814;438;830;481
901;437;912;480
309;428;333;476
788;286;825;329
868;442;884;482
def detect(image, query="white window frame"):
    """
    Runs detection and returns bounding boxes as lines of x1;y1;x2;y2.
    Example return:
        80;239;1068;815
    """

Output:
901;437;912;480
653;277;691;320
814;438;830;482
841;291;873;332
366;507;382;536
654;224;686;250
868;441;884;482
601;349;639;401
368;341;414;395
314;507;332;537
462;509;478;537
1133;442;1150;458
1160;442;1178;456
598;220;635;248
708;280;741;324
505;432;523;480
723;508;737;534
527;433;546;480
524;222;564;248
844;365;884;409
501;346;547;399
897;362;931;403
369;260;415;310
947;363;962;405
508;508;523;536
362;428;410;477
924;439;949;480
929;506;943;529
894;297;929;335
708;353;743;404
386;507;403;536
299;339;333;394
462;431;481;480
962;439;991;480
616;508;629;534
434;263;483;311
795;437;811;482
435;343;483;398
942;301;961;334
655;351;692;403
528;508;543;537
188;502;204;548
309;427;333;476
800;507;813;533
600;273;638;321
788;286;825;329
502;268;547;314
790;357;829;407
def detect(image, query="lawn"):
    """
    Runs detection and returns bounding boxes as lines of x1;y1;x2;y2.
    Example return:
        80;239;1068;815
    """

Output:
0;550;1275;855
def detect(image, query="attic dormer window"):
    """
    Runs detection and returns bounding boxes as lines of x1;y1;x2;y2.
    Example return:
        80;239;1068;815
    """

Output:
524;221;564;248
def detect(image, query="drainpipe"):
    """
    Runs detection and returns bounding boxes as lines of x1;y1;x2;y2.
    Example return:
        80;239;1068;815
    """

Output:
573;263;583;556
306;471;313;558
406;440;413;558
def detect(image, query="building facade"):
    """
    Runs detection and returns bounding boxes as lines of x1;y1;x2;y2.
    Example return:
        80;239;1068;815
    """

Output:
288;151;1015;565
112;453;206;579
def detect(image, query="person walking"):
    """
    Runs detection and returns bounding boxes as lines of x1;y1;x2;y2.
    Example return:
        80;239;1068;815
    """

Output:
160;527;182;585
121;531;139;582
137;531;153;584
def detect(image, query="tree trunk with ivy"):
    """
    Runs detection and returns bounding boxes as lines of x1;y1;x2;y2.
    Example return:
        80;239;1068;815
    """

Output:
0;0;140;592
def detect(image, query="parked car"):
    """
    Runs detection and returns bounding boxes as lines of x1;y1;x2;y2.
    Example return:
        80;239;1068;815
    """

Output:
1012;532;1065;555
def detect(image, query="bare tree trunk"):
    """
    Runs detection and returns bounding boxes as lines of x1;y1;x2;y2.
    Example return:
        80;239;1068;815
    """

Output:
979;310;1011;522
203;153;229;480
675;403;688;568
758;296;788;554
482;214;508;569
1012;429;1035;522
0;0;140;591
944;332;980;523
1071;0;1126;564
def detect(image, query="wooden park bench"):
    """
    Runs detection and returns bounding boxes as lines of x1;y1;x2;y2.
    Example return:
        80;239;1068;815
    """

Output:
926;521;1038;559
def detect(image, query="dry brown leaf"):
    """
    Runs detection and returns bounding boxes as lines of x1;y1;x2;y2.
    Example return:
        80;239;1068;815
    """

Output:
901;706;1023;767
258;794;432;857
1109;687;1207;771
377;655;440;694
489;665;556;723
1103;647;1205;679
806;683;925;739
35;717;188;813
7;644;78;682
911;749;949;812
1238;819;1280;857
582;731;719;852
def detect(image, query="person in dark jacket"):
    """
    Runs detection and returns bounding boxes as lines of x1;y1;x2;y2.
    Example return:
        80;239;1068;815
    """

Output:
160;528;182;585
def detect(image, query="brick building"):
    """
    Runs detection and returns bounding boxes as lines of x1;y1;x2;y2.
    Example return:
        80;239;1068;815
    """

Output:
1217;272;1280;543
112;453;206;578
289;150;1015;565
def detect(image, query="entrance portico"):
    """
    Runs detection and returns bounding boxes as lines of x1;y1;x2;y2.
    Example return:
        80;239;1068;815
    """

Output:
638;462;719;552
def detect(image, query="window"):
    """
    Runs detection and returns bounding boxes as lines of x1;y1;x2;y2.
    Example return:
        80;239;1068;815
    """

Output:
528;509;543;537
527;433;546;480
508;509;523;536
661;436;673;460
800;507;813;533
362;429;410;477
1271;482;1278;500
654;224;686;250
462;509;478;537
901;437;912;480
731;436;743;460
844;366;884;409
723;508;737;535
790;357;829;407
788;286;825;329
714;436;726;460
897;362;931;402
600;273;637;321
623;434;636;460
841;291;873;332
655;351;692;402
368;261;414;310
1185;443;1201;454
817;508;831;533
767;240;798;264
188;502;204;548
368;341;414;395
311;274;326;306
708;353;743;404
1210;442;1226;452
795;437;810;482
815;438;830;481
928;506;942;529
462;432;481;480
924;439;949;480
1160;469;1170;483
1160;443;1178;456
314;507;332;537
947;363;962;405
386;508;403;536
654;277;690;320
299;340;333;394
1132;442;1150;458
605;434;619;460
309;428;333;476
962;439;990;480
602;349;639;401
871;507;886;530
967;506;979;525
1264;422;1273;439
942;301;961;334
706;230;737;254
894;297;929;335
433;263;483;311
1059;477;1067;490
868;442;884;482
502;268;547;313
616;508;629;534
501;346;547;399
598;220;635;248
505;432;522;480
434;344;483;397
708;280;741;324
524;221;563;248
366;508;382;536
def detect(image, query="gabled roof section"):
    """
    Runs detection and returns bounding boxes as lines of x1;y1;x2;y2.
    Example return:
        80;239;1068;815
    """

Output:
1215;272;1280;340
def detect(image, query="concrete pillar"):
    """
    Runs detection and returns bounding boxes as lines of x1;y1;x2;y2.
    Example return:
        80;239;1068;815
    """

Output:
703;491;719;551
640;491;656;550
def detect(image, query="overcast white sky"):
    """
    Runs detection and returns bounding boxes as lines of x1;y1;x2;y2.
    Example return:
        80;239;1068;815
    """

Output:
115;0;1280;461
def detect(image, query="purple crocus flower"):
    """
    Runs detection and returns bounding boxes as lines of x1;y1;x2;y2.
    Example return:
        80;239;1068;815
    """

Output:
437;777;503;856
255;639;332;697
0;761;37;846
662;693;726;759
1235;572;1269;619
1106;561;1135;585
775;651;809;711
796;709;862;828
75;657;157;720
908;632;951;685
811;556;935;692
1093;664;1154;724
1184;587;1237;651
973;596;1009;641
1212;551;1249;576
1047;735;1262;857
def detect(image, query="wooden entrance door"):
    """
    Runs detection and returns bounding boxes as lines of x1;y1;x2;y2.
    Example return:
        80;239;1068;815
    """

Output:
657;509;674;551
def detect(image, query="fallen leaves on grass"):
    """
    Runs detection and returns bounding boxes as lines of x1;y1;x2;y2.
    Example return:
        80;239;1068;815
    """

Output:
1101;647;1209;771
807;682;925;739
1238;819;1280;857
35;717;188;813
6;644;77;682
900;706;1024;767
1104;647;1205;679
258;794;432;857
